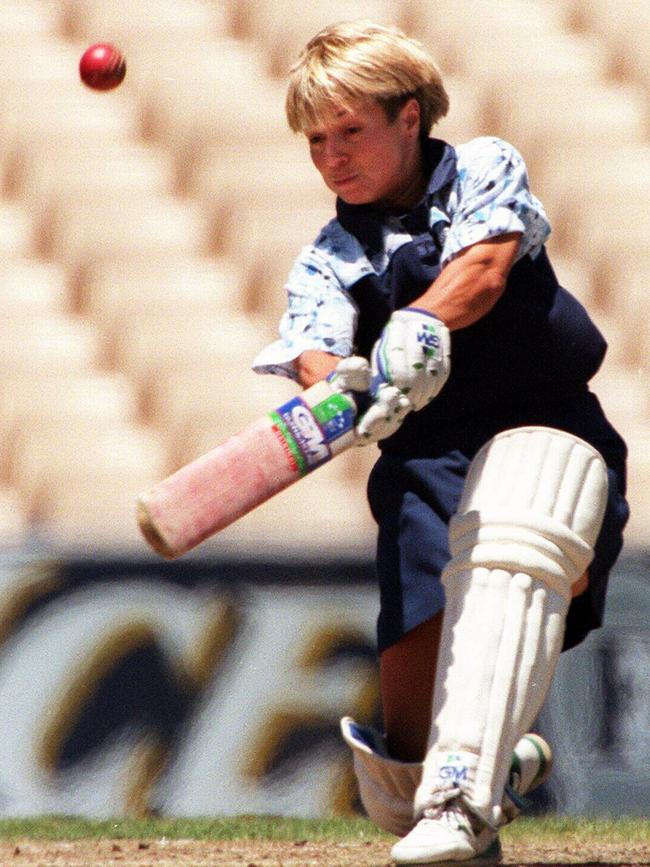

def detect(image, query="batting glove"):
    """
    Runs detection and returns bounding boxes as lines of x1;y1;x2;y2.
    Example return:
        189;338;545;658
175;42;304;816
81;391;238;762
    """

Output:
327;356;411;445
326;355;372;394
355;383;412;444
371;307;451;411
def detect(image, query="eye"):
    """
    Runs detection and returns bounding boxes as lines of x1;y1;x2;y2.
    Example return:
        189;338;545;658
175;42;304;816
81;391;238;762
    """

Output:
346;125;362;136
308;133;324;146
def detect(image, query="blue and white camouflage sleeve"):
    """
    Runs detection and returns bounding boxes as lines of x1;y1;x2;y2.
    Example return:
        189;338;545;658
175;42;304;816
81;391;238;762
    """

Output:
442;137;551;264
252;243;357;380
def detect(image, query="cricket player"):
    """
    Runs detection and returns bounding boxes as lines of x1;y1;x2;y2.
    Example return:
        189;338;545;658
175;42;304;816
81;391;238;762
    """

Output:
253;20;629;865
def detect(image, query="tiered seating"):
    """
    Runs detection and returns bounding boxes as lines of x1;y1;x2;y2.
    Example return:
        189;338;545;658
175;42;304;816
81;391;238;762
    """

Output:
0;39;139;169
558;0;650;87
0;0;646;552
43;190;209;272
432;75;485;144
13;421;167;548
235;0;404;76
63;0;229;43
406;0;585;76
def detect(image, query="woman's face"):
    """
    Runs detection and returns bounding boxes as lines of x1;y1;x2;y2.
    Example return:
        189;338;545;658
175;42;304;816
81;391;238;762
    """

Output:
305;97;423;210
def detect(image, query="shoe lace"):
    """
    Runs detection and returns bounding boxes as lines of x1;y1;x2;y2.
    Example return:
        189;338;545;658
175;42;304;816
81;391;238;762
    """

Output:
420;784;466;826
420;784;499;835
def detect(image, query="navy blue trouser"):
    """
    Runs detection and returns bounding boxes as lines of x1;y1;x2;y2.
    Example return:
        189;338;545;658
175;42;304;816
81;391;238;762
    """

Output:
367;390;629;653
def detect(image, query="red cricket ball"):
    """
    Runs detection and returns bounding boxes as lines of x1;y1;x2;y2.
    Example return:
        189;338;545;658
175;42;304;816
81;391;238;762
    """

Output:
79;43;126;91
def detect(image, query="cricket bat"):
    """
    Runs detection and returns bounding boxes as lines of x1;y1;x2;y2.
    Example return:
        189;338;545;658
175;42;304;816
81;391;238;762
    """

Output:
137;379;358;559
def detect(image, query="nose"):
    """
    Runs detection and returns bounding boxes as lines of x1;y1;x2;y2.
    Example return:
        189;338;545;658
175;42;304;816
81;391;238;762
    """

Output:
323;135;348;167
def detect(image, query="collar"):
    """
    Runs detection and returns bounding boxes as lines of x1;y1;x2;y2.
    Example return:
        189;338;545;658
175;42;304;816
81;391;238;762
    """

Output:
335;138;457;251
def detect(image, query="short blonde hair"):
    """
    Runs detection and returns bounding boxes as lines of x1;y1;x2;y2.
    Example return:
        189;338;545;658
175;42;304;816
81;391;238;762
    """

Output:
286;20;449;136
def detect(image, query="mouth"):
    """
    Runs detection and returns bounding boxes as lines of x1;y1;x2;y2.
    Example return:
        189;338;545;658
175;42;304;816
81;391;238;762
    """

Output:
332;174;357;187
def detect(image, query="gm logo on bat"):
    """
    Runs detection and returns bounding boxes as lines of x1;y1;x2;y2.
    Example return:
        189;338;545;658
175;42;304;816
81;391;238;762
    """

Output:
276;397;331;469
291;403;330;465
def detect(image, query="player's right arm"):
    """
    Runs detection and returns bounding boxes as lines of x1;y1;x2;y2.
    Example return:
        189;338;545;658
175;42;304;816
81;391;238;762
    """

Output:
252;231;412;444
294;349;340;388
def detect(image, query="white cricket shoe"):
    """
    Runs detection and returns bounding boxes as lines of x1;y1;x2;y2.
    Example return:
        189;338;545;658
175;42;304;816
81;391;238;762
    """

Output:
391;734;552;865
390;785;500;865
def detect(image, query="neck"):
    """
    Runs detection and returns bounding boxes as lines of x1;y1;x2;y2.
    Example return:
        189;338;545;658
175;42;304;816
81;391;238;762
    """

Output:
379;143;428;213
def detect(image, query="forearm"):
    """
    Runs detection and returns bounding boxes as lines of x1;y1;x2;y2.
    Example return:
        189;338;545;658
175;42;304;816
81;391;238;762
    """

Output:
294;349;341;388
413;233;521;330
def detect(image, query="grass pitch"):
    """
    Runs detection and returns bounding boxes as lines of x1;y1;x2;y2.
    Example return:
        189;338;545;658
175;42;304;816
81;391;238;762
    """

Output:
0;814;649;842
1;815;649;866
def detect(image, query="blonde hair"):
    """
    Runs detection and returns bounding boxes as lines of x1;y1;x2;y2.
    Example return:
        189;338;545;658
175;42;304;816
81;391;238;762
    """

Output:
286;20;449;136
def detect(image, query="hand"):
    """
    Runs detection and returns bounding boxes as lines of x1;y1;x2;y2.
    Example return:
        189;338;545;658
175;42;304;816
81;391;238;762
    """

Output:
327;356;410;445
354;383;411;445
371;308;451;411
326;355;372;394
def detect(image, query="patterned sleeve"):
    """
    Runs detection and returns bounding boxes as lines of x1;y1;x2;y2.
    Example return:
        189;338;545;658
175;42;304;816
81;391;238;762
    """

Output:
441;137;551;264
251;242;357;380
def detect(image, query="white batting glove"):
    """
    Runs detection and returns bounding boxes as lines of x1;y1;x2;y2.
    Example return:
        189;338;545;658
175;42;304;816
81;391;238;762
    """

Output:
327;356;410;445
355;383;411;444
326;355;372;394
371;307;451;411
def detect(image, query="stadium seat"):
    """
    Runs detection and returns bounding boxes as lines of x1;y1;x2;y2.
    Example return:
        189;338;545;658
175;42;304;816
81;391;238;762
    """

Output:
568;196;650;280
405;0;567;74
219;202;335;321
591;362;649;431
493;81;647;183
0;1;61;40
113;314;261;398
12;422;167;507
2;97;139;190
535;144;650;240
0;259;68;318
245;0;404;76
81;255;246;327
135;38;283;152
563;0;650;40
547;254;594;310
0;314;99;374
35;470;164;551
65;0;227;44
0;201;35;259
186;137;331;233
16;142;175;210
148;365;297;457
431;75;485;144
0;485;29;546
0;372;139;465
619;423;650;549
0;38;80;89
598;266;650;367
44;191;209;271
588;363;650;552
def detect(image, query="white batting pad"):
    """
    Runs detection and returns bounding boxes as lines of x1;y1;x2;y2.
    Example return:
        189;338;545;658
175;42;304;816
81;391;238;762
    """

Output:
340;717;422;837
416;427;608;827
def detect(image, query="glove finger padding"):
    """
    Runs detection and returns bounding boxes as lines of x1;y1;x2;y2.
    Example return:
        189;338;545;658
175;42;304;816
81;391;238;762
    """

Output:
355;383;411;445
373;308;451;411
327;355;372;394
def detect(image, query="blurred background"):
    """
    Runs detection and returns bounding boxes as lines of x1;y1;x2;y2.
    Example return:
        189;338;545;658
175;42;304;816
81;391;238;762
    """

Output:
0;0;647;821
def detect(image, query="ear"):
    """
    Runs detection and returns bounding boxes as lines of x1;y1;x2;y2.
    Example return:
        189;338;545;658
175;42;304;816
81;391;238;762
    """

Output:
401;97;421;138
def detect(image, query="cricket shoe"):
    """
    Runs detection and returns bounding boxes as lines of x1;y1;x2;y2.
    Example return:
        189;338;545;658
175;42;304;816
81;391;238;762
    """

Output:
390;784;500;866
390;734;552;865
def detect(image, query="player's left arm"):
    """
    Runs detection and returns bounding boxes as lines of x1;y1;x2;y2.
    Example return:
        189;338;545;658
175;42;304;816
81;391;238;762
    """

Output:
364;138;551;420
357;234;520;429
414;230;522;330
